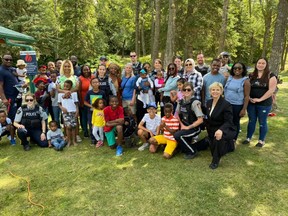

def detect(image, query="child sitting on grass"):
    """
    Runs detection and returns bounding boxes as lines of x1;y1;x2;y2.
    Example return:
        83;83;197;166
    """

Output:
58;80;79;147
103;96;124;156
137;102;161;151
0;110;16;145
149;103;179;159
47;120;65;151
92;98;106;148
123;107;137;148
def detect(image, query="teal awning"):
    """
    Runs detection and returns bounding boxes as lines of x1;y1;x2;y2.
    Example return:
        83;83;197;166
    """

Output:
0;26;36;43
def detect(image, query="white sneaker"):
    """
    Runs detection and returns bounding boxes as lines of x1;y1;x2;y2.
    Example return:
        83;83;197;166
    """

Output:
76;135;82;143
138;143;149;151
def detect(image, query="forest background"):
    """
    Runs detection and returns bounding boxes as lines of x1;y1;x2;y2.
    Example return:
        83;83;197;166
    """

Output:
0;0;288;75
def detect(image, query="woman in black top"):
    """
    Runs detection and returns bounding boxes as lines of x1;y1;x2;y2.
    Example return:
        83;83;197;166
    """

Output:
243;58;277;147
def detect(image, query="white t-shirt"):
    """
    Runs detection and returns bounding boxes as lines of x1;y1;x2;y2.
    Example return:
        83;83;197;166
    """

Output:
47;128;64;142
16;68;27;82
0;117;12;135
48;82;58;107
141;113;161;135
58;92;78;112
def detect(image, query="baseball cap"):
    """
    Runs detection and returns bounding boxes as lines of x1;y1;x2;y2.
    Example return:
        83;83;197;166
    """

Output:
100;56;108;61
147;102;157;109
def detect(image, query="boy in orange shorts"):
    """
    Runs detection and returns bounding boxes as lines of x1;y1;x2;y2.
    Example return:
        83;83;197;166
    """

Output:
149;103;179;159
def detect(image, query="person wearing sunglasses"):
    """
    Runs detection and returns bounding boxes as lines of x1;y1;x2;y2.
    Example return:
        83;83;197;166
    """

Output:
129;51;142;76
13;93;48;151
0;54;27;122
174;82;205;159
224;62;250;144
183;58;203;100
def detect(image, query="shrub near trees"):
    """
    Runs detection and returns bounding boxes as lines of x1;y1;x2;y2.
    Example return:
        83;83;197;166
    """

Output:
0;0;287;73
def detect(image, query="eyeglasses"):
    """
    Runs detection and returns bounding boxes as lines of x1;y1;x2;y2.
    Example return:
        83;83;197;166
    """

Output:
183;88;192;92
130;55;136;57
234;66;243;70
168;67;175;70
4;59;12;62
185;64;192;66
25;99;34;102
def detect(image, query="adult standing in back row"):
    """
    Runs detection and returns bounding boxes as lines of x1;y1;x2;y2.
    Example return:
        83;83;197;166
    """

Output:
242;58;277;147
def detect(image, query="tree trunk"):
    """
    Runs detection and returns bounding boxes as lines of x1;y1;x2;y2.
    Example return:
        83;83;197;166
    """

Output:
53;0;59;59
280;35;288;71
141;18;146;56
164;0;175;68
260;0;273;57
135;0;141;56
184;0;195;60
218;0;229;54
150;0;155;59
269;0;288;75
151;0;160;63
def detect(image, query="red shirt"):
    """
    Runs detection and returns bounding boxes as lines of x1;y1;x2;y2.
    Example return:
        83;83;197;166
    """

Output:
103;106;124;132
79;75;94;106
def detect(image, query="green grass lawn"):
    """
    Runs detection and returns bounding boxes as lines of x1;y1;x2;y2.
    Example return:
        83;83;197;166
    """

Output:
0;83;288;216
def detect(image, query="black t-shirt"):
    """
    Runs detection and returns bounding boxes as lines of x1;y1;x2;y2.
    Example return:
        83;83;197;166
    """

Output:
250;73;276;106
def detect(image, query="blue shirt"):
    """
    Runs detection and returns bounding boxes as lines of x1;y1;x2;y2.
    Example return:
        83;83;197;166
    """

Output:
0;65;19;98
224;76;248;105
121;76;136;100
203;72;226;103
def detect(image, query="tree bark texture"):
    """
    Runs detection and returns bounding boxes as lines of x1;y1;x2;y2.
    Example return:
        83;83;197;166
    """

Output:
164;0;175;68
269;0;288;75
135;0;141;56
218;0;229;54
151;0;161;63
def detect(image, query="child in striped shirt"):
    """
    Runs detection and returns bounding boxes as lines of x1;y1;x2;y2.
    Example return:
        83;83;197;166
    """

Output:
148;103;179;159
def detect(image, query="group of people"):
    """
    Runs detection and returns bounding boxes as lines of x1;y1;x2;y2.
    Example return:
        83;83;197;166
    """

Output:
0;51;277;169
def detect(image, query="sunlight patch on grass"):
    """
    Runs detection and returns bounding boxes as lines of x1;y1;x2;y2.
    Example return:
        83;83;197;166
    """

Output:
251;204;273;216
245;159;255;166
221;186;237;198
52;188;67;197
115;157;137;170
0;156;9;165
0;175;19;189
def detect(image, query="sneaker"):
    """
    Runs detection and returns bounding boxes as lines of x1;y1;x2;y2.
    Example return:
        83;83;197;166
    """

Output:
84;132;89;138
255;142;264;147
76;135;82;143
96;140;104;148
184;152;198;159
160;102;164;107
23;145;31;151
10;139;16;146
242;139;250;145
116;145;123;156
90;140;97;146
209;163;219;170
138;143;149;151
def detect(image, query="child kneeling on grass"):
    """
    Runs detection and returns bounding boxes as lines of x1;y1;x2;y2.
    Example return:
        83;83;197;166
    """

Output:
47;120;66;151
149;103;179;159
137;102;161;151
0;110;16;145
92;98;106;148
103;96;124;156
58;80;79;147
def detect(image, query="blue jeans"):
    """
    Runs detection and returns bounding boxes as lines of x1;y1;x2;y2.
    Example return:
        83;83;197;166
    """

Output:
80;106;89;135
52;106;61;127
247;104;271;141
231;104;243;140
51;138;66;150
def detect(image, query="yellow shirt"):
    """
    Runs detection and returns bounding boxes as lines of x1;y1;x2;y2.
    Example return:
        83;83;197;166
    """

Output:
92;109;105;127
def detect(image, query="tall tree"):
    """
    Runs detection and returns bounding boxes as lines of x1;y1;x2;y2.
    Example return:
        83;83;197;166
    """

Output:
59;0;97;61
269;0;288;75
135;0;141;56
218;0;229;53
151;0;160;62
164;0;175;68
